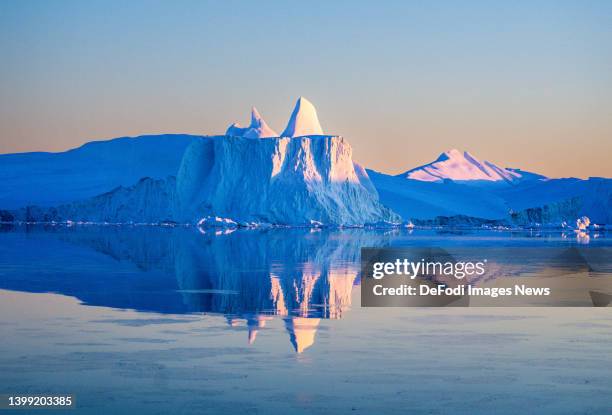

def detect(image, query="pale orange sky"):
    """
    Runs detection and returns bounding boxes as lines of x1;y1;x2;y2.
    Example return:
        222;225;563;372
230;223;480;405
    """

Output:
1;1;611;178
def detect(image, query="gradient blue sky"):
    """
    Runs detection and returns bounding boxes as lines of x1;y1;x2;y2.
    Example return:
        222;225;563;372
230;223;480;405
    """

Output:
1;0;611;177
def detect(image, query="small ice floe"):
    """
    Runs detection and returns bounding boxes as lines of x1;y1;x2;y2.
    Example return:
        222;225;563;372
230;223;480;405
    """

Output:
576;216;590;231
308;219;325;228
572;216;592;244
196;216;238;228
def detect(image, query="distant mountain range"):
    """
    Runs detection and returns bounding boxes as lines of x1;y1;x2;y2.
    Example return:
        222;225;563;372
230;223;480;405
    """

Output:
0;97;610;227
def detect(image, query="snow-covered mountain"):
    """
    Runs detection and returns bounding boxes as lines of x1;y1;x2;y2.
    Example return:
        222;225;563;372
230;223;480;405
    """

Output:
382;148;610;225
370;168;612;225
369;169;509;220
226;107;278;138
400;149;546;184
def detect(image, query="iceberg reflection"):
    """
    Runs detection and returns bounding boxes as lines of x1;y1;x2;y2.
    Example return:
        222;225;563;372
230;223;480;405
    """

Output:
0;225;391;353
1;225;609;352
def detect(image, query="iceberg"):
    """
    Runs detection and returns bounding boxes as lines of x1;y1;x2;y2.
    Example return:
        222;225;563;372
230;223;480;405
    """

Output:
281;96;324;137
225;107;278;138
175;134;398;225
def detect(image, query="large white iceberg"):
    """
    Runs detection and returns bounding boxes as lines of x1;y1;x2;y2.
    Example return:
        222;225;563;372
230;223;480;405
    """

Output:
175;134;397;225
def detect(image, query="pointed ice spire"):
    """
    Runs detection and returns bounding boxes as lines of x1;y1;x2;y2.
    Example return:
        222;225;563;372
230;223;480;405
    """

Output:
244;107;278;138
250;106;264;127
281;97;324;137
225;107;278;138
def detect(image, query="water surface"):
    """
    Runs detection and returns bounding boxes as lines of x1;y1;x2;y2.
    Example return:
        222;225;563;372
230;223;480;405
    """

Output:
0;225;610;414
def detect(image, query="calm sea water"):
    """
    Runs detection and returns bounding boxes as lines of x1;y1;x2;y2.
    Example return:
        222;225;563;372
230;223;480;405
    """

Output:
0;225;610;414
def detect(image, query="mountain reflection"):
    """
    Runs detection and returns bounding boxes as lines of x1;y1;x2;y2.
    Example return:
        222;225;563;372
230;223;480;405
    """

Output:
0;225;391;353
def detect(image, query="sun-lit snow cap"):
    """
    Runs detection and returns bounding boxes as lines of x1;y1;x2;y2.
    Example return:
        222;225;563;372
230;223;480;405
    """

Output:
226;107;278;138
281;96;324;137
402;148;528;183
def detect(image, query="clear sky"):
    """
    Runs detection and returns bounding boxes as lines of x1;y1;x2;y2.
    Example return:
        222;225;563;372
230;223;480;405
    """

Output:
1;0;611;178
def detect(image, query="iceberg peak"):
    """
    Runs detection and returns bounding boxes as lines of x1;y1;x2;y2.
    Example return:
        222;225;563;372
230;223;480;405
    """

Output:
281;96;324;137
226;106;278;138
250;106;263;126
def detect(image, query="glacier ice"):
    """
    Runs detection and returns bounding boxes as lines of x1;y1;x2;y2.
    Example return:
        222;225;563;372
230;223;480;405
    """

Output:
281;97;324;137
225;107;278;138
10;177;177;224
175;135;398;225
576;216;590;230
197;216;238;228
